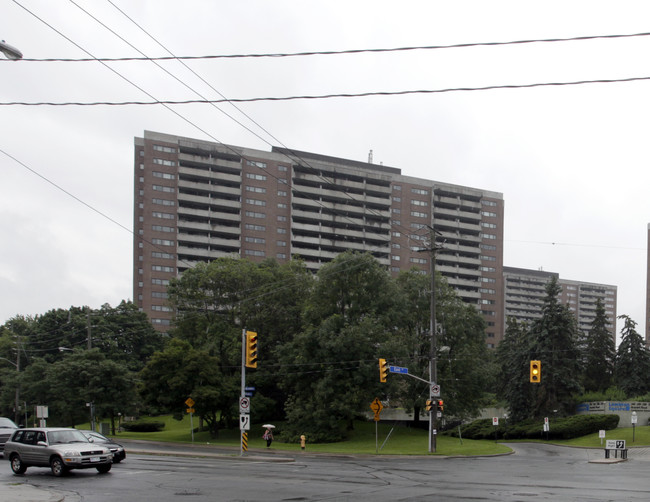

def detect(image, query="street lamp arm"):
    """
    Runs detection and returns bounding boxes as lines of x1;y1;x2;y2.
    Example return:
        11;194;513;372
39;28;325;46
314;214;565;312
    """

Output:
0;40;23;60
0;356;18;369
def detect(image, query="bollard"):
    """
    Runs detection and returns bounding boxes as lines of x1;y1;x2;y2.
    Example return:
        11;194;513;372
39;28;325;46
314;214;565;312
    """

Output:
300;434;306;451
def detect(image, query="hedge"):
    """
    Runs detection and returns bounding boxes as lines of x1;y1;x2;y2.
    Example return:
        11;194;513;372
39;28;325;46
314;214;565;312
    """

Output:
446;414;619;440
120;421;165;433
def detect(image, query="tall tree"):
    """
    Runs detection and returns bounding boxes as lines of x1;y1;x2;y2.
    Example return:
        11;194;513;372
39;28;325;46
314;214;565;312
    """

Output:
583;298;615;392
139;338;236;437
279;252;400;441
528;276;582;417
615;315;650;396
496;317;532;422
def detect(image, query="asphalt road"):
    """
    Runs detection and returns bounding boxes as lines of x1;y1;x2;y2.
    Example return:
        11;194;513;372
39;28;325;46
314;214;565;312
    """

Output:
3;442;650;501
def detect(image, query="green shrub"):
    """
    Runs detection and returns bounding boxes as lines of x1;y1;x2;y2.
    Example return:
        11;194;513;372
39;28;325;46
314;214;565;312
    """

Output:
446;414;619;440
121;421;165;433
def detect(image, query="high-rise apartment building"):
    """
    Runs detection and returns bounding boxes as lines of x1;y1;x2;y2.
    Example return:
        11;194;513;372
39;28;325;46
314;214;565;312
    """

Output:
503;266;617;339
134;131;504;345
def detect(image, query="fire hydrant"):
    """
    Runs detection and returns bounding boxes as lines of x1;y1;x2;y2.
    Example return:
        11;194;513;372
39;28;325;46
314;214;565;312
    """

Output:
300;434;306;451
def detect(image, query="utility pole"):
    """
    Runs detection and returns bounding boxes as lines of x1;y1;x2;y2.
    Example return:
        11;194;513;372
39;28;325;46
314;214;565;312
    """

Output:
86;307;92;349
426;224;443;453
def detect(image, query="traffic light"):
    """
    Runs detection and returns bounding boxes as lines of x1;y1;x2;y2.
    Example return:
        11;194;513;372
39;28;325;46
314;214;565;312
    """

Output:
425;399;433;412
245;331;258;368
437;400;444;412
530;360;541;383
378;358;388;383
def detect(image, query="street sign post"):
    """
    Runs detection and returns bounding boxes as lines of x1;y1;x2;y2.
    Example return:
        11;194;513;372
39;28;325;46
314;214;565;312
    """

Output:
240;414;251;431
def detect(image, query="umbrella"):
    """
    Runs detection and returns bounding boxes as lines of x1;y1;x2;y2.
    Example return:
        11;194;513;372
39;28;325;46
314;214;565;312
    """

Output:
262;424;276;429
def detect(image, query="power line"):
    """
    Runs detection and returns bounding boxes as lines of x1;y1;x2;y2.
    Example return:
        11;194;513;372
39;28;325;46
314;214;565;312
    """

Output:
3;75;650;106
9;31;650;62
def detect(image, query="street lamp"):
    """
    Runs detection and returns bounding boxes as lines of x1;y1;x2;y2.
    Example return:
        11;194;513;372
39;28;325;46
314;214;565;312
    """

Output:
0;40;23;60
0;355;21;425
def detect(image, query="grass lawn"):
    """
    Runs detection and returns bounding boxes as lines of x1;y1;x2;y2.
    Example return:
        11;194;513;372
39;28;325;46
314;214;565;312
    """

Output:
103;415;511;456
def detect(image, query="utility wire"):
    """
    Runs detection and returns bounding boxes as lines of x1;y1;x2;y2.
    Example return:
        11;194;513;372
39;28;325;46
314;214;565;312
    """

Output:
9;31;650;62
3;75;650;106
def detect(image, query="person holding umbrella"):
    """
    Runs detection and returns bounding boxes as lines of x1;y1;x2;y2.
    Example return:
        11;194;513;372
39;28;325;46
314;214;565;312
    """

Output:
262;424;275;448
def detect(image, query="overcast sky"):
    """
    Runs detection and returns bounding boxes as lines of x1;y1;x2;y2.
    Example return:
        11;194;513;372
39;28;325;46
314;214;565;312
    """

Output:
2;0;649;342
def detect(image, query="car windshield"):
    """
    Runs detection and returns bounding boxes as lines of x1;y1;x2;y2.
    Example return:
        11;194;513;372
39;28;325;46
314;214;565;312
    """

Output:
0;418;17;428
47;430;90;444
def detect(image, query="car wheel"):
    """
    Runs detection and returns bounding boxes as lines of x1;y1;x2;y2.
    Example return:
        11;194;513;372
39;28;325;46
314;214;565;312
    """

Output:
113;457;122;464
10;454;27;474
50;457;68;477
96;463;112;474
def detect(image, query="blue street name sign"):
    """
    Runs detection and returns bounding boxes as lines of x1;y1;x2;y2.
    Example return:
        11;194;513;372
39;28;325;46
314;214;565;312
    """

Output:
389;365;409;374
245;387;256;391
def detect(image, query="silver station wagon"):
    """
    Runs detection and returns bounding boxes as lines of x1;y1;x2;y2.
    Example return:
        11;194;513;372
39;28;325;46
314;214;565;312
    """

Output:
5;427;113;476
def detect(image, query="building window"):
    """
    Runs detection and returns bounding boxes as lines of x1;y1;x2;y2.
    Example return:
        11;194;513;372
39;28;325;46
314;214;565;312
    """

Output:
246;198;266;206
153;171;176;180
246;173;267;181
152;291;169;299
411;211;428;218
277;228;287;234
153;144;177;153
153;158;176;166
481;211;497;217
152;265;175;272
277;241;287;247
392;208;401;214
277;190;288;196
278;165;288;172
152;252;174;259
152;225;174;233
152;185;175;193
277;253;287;259
245;223;266;231
246;186;266;194
152;278;171;285
392;255;401;261
245;236;266;244
153;211;175;220
480;255;496;261
152;198;175;206
246;160;267;169
481;222;497;229
411;188;429;195
411;200;428;206
152;238;174;246
481;233;496;240
393;196;401;202
393;185;402;191
482;200;497;207
277;215;287;221
245;249;265;257
278;203;287;209
151;305;173;312
245;211;266;219
410;257;427;264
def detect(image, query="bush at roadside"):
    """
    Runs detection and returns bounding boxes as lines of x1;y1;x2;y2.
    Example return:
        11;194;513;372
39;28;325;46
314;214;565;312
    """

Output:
121;421;165;433
446;414;619;440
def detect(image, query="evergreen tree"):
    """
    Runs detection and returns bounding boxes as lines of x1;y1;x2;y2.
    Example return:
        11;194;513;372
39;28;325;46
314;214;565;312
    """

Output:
583;298;615;392
615;315;650;397
528;276;582;417
496;317;532;422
